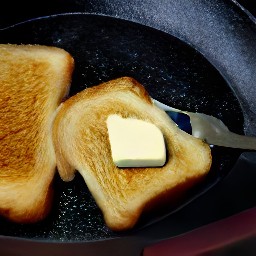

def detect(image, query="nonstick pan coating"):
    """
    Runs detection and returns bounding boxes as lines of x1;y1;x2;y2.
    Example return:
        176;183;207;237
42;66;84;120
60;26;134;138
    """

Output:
0;13;245;240
0;0;255;255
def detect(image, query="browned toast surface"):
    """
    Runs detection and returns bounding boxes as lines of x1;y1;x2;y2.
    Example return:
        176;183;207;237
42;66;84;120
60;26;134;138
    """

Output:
0;44;74;222
53;77;212;231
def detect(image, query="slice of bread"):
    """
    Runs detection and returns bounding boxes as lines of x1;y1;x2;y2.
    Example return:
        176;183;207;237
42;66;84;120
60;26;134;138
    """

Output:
53;77;212;231
0;44;74;223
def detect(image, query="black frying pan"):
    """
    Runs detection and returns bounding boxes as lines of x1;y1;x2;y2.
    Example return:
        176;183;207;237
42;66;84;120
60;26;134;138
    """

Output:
0;1;255;255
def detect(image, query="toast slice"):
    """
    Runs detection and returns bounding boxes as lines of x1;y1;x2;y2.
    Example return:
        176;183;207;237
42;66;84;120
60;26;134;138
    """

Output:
53;77;212;231
0;44;74;223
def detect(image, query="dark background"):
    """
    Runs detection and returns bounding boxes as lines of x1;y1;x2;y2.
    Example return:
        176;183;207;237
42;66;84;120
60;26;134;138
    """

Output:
0;0;255;28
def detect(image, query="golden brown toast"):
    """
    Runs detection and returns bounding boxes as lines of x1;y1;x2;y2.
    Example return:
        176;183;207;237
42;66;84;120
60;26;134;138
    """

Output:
0;44;74;223
53;77;212;231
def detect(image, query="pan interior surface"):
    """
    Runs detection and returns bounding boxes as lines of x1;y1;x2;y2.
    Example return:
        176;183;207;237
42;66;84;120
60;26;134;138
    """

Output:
0;14;244;241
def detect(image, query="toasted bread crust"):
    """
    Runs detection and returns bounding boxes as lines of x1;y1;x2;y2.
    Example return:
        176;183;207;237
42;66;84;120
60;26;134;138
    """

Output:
53;77;212;231
0;44;74;223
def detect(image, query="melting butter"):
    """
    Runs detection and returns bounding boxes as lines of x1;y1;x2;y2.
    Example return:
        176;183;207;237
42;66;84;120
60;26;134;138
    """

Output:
107;114;166;167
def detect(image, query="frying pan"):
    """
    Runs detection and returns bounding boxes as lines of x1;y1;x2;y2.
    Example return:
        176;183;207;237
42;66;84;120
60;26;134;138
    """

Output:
0;0;256;255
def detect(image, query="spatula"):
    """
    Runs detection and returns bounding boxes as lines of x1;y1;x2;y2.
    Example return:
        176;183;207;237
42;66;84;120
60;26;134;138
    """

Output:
153;99;256;150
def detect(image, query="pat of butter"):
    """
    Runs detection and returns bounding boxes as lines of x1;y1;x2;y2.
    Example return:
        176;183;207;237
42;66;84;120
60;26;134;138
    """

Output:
106;114;166;167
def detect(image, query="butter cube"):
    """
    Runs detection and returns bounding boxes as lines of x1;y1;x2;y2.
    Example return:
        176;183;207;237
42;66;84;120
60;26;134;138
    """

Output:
107;114;166;167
